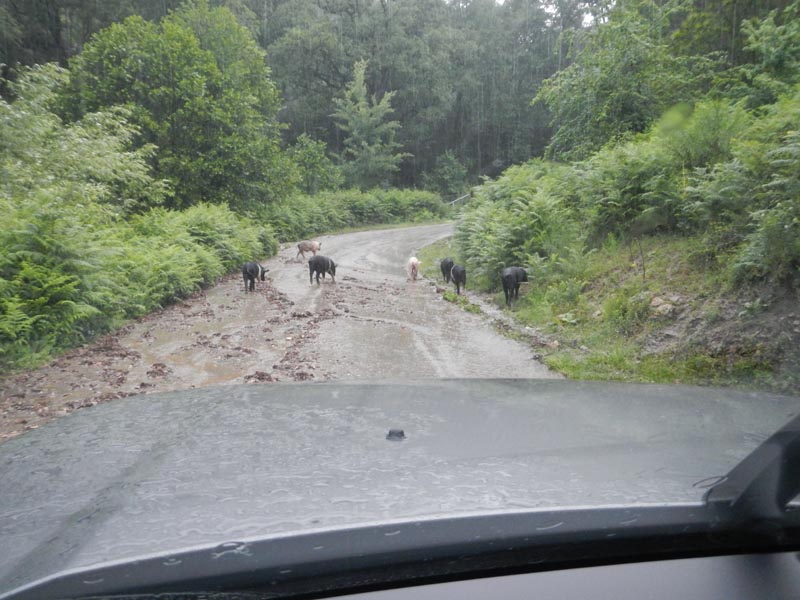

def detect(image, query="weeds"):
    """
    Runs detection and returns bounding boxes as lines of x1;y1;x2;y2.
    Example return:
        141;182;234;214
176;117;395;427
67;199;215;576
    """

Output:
442;290;481;314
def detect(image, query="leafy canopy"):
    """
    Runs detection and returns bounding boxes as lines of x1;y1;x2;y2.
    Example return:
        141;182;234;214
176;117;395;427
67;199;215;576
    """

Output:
64;0;290;211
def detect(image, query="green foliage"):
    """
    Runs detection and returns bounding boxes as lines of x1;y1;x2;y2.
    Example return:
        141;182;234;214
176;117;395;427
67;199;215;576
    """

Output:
0;68;275;371
5;0;800;194
260;0;564;185
570;99;751;242
0;201;274;372
288;134;343;194
602;288;651;336
456;161;584;290
731;128;800;285
458;86;800;295
63;1;290;211
544;279;586;315
733;0;800;107
1;64;169;215
422;151;469;198
535;5;715;161
258;189;449;242
655;101;751;169
332;59;411;190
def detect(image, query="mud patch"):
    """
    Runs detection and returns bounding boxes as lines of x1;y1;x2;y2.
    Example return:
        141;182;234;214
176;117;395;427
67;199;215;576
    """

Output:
244;371;278;383
147;363;172;378
0;271;329;443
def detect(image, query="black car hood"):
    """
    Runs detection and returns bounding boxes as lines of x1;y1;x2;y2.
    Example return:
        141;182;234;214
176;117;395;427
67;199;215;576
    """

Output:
1;379;799;597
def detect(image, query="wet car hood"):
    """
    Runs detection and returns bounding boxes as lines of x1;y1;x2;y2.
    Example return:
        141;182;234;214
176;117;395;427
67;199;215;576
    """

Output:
1;379;799;597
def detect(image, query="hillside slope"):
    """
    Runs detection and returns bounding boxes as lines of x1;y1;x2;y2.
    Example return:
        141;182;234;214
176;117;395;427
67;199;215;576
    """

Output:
420;235;799;394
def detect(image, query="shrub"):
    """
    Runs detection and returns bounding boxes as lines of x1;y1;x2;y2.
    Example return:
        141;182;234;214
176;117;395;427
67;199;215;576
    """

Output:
603;288;651;335
455;161;583;290
0;68;276;370
258;189;448;241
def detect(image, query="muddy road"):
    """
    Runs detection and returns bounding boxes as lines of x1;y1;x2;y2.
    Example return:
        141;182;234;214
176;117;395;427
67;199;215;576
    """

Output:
1;223;556;442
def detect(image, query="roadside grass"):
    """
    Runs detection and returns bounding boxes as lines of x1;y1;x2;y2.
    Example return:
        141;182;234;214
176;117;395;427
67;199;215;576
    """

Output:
417;237;458;280
514;235;781;388
417;237;485;287
442;290;482;313
419;234;794;391
417;239;482;314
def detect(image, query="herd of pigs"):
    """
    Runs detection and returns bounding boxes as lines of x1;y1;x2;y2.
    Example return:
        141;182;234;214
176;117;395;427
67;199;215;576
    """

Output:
242;239;529;307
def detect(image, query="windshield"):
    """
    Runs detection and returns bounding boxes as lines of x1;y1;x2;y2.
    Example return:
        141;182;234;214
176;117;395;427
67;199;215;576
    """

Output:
1;0;800;597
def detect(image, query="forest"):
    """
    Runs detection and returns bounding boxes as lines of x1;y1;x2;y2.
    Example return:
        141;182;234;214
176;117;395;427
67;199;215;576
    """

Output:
1;0;799;385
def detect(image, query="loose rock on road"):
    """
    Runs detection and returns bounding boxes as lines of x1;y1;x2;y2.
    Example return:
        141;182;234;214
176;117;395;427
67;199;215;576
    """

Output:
0;223;556;442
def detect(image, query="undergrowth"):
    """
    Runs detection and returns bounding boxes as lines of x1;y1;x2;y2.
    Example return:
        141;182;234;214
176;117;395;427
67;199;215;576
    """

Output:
421;235;799;393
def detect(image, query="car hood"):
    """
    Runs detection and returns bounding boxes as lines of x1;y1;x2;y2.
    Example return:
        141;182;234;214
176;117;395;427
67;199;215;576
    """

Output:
1;379;799;596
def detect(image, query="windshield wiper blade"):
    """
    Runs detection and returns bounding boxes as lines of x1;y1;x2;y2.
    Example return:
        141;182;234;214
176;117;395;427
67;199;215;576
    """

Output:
706;413;800;525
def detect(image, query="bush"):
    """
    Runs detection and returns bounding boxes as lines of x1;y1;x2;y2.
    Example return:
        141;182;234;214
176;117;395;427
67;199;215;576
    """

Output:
603;288;651;335
0;67;276;371
422;150;469;198
0;203;274;371
455;161;583;290
732;202;800;285
258;188;448;241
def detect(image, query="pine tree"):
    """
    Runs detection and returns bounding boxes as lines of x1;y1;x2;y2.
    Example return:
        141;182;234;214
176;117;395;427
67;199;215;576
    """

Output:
332;59;409;190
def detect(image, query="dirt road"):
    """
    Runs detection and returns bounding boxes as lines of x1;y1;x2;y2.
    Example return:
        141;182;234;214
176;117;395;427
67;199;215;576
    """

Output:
0;223;556;442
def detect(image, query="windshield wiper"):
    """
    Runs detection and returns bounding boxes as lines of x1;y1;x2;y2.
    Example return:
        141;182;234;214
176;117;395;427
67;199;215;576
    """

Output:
706;413;800;529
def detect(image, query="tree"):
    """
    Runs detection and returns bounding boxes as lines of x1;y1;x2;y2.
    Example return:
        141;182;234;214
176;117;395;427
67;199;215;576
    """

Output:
289;134;343;194
260;0;569;186
735;0;800;105
63;1;291;211
332;59;409;190
422;150;468;198
534;3;712;161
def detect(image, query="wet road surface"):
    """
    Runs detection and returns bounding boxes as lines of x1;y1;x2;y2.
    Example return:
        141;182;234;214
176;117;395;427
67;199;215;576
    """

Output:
0;223;555;442
278;223;556;379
